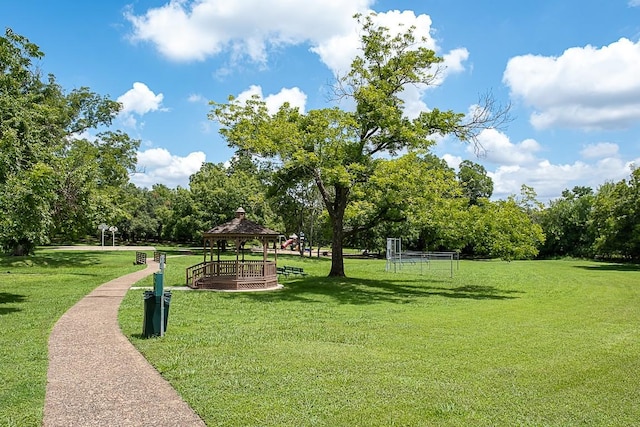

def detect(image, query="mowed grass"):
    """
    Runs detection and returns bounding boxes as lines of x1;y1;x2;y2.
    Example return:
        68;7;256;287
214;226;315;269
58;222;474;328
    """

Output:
120;255;640;426
0;250;146;427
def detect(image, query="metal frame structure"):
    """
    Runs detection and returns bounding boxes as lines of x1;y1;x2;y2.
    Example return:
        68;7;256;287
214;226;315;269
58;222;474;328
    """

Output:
386;238;459;278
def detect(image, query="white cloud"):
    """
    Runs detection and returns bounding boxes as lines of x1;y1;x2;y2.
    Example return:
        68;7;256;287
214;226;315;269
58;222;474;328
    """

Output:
127;4;468;120
188;93;207;103
265;88;307;115
442;154;462;169
489;157;637;202
311;10;440;76
580;142;619;159
126;0;373;63
318;10;470;92
118;82;164;115
473;128;541;166
117;82;165;128
445;129;636;201
442;48;470;75
131;148;205;188
236;85;307;115
312;10;468;120
126;3;467;83
503;38;640;130
629;0;640;7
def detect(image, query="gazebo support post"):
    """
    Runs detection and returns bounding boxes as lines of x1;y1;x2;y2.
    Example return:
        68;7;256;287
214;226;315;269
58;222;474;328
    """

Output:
235;238;240;283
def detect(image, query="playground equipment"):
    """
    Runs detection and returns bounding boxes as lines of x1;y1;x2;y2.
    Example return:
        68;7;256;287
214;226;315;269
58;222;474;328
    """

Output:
280;233;307;252
386;238;459;278
281;235;297;249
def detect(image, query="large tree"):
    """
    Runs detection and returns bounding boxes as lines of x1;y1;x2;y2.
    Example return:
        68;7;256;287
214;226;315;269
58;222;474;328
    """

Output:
590;168;640;259
538;186;595;258
466;197;545;261
211;14;508;276
0;29;138;254
346;151;466;253
457;160;493;205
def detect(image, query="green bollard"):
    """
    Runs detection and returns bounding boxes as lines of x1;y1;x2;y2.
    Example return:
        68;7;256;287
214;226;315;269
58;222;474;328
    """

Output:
153;272;163;297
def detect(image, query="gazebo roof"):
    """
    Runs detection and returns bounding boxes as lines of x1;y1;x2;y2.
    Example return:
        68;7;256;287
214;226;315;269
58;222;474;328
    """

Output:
203;207;280;240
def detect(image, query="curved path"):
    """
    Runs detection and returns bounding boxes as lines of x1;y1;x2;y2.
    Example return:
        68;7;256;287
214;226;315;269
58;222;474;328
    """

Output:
43;261;206;426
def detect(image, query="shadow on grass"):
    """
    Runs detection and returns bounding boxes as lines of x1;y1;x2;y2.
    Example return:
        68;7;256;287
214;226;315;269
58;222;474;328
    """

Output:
230;276;522;305
0;292;26;315
0;251;102;269
574;263;640;272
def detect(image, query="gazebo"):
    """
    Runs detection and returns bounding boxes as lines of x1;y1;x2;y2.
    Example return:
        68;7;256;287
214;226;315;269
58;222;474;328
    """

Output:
186;207;281;290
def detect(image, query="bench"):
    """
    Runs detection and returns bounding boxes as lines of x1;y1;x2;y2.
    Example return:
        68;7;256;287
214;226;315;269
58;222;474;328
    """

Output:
134;252;147;265
284;266;307;276
276;266;289;277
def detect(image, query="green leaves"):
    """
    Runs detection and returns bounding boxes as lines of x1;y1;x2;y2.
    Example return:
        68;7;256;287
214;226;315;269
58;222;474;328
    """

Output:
457;160;494;205
0;163;56;254
209;14;509;275
465;199;544;261
0;29;138;253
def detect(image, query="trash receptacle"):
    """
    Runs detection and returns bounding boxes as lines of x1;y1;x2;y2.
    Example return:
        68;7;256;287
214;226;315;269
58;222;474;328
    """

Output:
142;290;172;338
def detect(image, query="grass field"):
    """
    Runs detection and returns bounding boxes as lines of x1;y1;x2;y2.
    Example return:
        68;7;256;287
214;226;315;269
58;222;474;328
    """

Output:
1;249;638;426
0;250;145;427
118;255;640;426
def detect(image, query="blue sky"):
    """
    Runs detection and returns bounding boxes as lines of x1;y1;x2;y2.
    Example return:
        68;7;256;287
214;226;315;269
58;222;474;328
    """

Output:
4;0;640;201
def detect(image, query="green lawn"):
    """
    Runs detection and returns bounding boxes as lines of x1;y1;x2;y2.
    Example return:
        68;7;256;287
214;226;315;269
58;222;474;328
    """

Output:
0;250;145;427
119;255;640;426
1;250;638;426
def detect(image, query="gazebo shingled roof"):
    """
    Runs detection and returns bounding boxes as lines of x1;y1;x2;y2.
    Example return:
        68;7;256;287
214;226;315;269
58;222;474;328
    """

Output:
204;208;279;240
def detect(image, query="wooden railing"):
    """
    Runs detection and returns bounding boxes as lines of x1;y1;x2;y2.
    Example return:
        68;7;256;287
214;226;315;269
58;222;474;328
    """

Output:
186;261;277;286
186;261;207;286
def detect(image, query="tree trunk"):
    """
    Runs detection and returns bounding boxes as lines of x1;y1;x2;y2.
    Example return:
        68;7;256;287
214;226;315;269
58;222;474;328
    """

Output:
328;186;349;277
329;217;345;276
9;239;34;256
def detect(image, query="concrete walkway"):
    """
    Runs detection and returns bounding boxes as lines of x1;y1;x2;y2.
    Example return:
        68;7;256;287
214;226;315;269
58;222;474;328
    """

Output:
43;261;206;427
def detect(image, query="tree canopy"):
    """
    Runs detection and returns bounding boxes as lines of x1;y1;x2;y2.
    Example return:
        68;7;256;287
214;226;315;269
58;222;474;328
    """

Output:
457;160;493;205
6;27;636;264
211;14;509;276
0;29;138;254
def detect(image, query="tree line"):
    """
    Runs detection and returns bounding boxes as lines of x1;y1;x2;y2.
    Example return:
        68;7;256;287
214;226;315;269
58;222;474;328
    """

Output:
77;154;640;263
2;22;638;269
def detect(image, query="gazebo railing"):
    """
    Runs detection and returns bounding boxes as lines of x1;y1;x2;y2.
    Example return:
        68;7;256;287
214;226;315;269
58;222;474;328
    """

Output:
186;261;207;286
186;260;277;286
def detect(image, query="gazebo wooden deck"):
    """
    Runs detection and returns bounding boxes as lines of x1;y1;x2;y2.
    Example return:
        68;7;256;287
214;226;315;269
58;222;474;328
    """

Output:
186;208;281;290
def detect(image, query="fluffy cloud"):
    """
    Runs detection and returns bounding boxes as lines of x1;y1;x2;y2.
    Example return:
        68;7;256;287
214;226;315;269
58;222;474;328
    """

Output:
442;154;463;170
126;0;373;63
127;3;468;120
489;157;635;202
447;129;637;201
503;38;640;130
130;148;205;188
235;85;307;114
310;10;468;119
580;142;619;159
117;82;164;127
314;9;470;105
126;3;467;79
629;0;640;6
472;129;540;166
311;10;439;76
